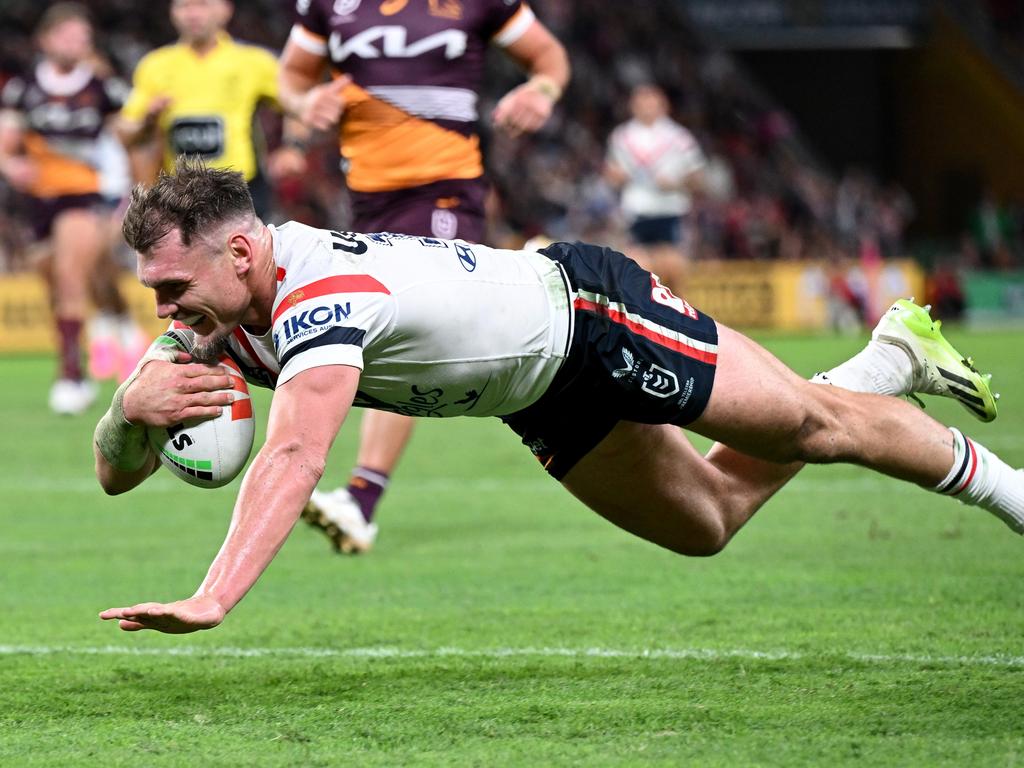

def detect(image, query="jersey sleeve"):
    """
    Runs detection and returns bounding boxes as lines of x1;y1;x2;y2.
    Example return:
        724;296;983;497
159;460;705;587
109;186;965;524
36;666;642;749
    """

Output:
100;76;130;116
489;1;536;47
674;127;707;177
252;46;281;105
606;126;633;171
119;54;159;123
272;273;395;387
288;0;330;58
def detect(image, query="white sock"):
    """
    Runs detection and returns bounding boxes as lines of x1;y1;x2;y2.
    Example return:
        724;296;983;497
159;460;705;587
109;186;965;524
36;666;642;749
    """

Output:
811;341;914;396
87;313;119;341
935;428;1024;534
117;314;144;347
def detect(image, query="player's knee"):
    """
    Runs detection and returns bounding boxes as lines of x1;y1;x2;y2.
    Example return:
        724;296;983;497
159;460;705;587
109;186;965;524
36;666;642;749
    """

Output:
666;501;732;557
683;525;730;557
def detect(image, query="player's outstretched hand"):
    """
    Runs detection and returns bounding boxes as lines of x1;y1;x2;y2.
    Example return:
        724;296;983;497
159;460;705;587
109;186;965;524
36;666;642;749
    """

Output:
298;75;351;131
491;82;556;138
122;356;234;428
99;595;226;634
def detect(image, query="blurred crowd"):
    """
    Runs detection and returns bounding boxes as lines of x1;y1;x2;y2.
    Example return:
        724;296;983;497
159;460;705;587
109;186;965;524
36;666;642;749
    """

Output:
482;0;922;268
1;0;1020;288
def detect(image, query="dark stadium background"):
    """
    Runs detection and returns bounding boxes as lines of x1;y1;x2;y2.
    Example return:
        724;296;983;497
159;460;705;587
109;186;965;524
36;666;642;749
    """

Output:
1;0;1023;331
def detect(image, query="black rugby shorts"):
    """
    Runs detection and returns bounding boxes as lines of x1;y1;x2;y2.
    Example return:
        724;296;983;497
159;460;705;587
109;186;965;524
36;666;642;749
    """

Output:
502;241;718;479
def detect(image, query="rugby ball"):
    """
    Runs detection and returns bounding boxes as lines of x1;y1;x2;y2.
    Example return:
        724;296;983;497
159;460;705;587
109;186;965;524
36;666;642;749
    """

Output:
145;332;256;488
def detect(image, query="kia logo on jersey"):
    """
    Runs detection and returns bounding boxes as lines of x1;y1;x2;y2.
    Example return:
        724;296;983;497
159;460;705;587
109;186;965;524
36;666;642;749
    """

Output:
329;26;468;61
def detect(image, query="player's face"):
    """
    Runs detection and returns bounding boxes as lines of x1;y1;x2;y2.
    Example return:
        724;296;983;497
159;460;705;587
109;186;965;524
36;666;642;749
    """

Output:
38;18;93;69
140;230;250;356
630;87;668;124
171;0;231;44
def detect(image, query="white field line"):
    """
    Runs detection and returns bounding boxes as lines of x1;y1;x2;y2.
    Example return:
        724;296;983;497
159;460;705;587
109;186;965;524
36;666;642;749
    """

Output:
1;644;1023;668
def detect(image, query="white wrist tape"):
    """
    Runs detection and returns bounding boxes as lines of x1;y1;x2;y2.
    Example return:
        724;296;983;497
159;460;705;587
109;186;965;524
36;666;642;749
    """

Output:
93;329;196;471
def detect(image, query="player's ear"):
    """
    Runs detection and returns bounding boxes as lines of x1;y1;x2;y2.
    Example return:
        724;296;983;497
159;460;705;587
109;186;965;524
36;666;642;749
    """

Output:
227;231;253;277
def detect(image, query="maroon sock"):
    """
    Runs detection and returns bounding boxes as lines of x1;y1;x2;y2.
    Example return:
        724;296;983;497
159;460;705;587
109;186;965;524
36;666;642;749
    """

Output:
347;466;389;523
56;317;84;381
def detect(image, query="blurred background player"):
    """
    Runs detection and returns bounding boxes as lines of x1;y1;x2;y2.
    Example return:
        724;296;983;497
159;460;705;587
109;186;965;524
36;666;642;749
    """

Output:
605;83;706;292
0;2;143;414
115;0;306;218
277;0;569;554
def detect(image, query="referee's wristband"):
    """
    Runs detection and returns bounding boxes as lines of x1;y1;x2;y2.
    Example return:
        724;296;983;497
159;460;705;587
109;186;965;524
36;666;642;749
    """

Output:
527;74;563;102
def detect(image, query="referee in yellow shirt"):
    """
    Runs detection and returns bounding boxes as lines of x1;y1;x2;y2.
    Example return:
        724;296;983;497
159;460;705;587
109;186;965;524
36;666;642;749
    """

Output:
117;0;303;218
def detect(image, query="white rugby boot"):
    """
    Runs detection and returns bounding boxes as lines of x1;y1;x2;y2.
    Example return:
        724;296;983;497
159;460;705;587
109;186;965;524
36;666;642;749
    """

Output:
48;379;97;416
872;299;999;422
302;487;378;554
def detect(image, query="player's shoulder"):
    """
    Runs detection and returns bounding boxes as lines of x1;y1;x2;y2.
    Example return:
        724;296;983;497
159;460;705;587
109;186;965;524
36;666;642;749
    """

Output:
132;43;186;77
137;43;182;66
273;221;335;266
609;119;639;146
662;117;696;139
99;73;131;105
610;120;630;138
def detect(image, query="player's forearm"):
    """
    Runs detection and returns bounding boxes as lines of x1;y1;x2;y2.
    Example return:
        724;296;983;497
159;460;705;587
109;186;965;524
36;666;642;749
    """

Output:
193;440;326;613
115;117;156;148
525;43;570;97
0;110;24;155
93;378;158;495
277;67;320;120
683;169;707;198
95;444;158;495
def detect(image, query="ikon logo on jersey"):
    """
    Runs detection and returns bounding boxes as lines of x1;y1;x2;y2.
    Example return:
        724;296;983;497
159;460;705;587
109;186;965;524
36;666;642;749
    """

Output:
279;303;353;341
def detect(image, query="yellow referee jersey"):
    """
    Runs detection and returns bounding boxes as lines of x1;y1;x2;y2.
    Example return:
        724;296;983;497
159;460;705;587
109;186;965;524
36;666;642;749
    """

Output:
121;32;278;181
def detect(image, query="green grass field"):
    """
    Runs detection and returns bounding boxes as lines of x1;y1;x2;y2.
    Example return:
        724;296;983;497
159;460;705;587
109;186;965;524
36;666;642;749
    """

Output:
2;330;1023;766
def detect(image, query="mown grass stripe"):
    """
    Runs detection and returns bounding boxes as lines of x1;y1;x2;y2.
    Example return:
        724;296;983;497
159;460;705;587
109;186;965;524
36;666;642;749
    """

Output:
2;644;1023;668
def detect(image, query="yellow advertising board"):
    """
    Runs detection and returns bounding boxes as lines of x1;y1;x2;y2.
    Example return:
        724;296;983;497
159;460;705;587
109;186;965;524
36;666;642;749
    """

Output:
0;274;167;353
681;259;925;330
0;258;926;353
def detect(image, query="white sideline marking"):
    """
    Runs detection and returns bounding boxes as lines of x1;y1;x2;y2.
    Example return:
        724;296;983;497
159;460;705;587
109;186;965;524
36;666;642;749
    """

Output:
1;644;1023;668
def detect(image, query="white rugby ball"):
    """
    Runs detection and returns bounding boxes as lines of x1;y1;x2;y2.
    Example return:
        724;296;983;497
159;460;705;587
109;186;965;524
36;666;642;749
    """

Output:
146;347;255;489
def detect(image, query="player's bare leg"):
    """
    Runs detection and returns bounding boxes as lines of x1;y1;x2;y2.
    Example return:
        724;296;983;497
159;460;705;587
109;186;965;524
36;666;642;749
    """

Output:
563;325;1023;555
356;409;416;471
646;242;688;294
302;409;415;553
88;221;148;382
48;208;105;414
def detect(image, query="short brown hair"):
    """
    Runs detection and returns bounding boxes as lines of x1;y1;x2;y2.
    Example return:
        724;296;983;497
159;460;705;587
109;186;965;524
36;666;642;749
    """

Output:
122;156;256;254
37;2;92;35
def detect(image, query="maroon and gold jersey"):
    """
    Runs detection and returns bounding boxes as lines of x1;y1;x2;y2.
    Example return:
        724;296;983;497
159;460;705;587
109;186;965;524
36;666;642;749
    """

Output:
289;0;535;192
1;60;126;199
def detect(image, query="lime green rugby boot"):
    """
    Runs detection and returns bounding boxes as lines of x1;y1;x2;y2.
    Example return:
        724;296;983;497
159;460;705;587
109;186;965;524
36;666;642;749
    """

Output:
872;299;999;422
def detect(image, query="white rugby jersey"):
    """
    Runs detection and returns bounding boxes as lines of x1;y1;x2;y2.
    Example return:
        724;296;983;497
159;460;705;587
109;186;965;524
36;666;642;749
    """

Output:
220;222;573;418
607;116;706;219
